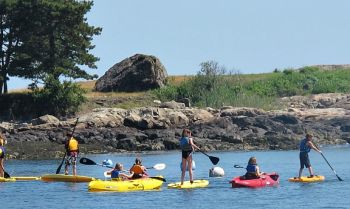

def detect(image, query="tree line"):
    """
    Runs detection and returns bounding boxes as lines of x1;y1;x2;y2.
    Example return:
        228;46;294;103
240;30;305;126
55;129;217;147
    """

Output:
0;0;100;94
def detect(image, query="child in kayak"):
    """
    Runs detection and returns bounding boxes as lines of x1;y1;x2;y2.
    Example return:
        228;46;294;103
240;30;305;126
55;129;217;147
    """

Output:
129;158;147;179
180;129;200;185
244;157;263;179
298;133;322;178
107;163;134;180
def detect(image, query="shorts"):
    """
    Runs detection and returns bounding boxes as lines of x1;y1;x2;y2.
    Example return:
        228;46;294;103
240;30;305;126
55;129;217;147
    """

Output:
299;152;311;168
66;151;78;165
182;150;192;159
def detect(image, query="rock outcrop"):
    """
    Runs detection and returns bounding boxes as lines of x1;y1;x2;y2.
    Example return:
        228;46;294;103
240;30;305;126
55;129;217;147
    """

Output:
2;94;350;160
95;54;168;92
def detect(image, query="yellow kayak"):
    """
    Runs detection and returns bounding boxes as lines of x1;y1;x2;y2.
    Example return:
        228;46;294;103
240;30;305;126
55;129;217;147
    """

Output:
167;179;209;189
41;174;95;182
0;177;16;182
88;176;164;192
288;175;325;183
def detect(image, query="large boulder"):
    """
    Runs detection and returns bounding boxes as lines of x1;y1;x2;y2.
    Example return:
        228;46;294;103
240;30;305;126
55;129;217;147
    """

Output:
95;54;168;92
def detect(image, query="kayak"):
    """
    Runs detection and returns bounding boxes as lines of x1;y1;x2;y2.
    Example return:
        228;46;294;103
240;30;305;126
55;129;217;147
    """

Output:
41;174;95;182
0;177;16;182
167;179;209;189
13;176;40;181
288;175;325;183
88;176;164;192
230;173;279;188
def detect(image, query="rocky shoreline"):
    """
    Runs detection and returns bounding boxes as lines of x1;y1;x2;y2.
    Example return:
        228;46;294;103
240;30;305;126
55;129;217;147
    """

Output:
1;93;350;160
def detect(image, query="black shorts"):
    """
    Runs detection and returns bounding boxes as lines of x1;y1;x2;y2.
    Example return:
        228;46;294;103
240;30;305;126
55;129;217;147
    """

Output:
182;150;193;159
299;152;311;168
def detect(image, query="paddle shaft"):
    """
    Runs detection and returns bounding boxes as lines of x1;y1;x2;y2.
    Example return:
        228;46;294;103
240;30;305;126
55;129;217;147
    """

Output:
320;153;343;181
197;149;220;165
56;118;79;174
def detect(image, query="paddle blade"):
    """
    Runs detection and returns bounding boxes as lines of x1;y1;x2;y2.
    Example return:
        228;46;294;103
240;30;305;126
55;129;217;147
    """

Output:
79;157;97;165
336;175;344;181
150;176;166;182
4;171;10;178
150;163;166;171
234;165;244;169
210;156;220;165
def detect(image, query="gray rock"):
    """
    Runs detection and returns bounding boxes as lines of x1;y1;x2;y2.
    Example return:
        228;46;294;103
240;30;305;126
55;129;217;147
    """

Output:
95;54;168;92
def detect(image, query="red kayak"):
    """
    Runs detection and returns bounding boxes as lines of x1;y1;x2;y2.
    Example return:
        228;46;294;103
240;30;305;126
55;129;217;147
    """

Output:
229;172;279;188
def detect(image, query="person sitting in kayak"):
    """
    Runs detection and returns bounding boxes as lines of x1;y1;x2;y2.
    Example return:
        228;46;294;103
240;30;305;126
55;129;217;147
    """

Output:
244;157;263;180
180;129;200;185
0;133;6;178
107;163;134;180
129;158;147;179
298;133;322;178
64;132;79;176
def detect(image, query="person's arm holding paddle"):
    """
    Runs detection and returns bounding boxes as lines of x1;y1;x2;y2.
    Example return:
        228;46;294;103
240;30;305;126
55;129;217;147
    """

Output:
307;140;322;153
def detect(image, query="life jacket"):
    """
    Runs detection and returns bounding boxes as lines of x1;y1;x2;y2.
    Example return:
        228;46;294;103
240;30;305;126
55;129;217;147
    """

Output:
299;138;311;153
130;164;144;175
246;163;257;174
180;137;193;151
111;170;120;179
66;137;79;152
0;146;5;158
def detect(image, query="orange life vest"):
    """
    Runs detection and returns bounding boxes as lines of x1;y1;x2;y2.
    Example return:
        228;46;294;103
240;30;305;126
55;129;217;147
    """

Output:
130;165;144;175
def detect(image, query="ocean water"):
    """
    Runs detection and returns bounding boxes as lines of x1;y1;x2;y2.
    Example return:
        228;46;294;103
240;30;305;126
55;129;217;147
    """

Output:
1;145;349;209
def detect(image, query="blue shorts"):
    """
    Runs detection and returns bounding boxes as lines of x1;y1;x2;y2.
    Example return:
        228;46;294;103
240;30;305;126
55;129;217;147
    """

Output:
299;152;311;168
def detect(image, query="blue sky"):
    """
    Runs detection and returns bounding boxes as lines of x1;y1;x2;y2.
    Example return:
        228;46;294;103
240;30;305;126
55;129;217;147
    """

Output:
8;0;350;89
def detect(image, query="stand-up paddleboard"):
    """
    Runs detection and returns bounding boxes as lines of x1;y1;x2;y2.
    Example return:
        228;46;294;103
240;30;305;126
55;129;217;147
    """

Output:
288;175;325;183
13;176;40;181
167;179;209;189
41;174;95;182
0;177;16;182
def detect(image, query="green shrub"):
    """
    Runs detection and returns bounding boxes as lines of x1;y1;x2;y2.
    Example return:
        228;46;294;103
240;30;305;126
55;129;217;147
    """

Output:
32;76;86;117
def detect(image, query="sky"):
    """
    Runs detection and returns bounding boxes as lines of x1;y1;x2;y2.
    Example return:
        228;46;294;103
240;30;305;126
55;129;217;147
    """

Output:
8;0;350;90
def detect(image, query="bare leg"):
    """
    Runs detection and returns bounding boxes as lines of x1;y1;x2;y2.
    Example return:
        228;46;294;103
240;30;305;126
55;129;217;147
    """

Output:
72;162;77;176
308;167;314;176
298;168;303;178
188;156;193;183
64;160;69;175
0;159;4;178
181;158;186;185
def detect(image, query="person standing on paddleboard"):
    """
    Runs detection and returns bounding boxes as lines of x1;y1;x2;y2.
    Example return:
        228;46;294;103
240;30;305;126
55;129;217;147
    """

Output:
180;129;200;185
0;132;7;178
298;133;322;178
64;132;79;175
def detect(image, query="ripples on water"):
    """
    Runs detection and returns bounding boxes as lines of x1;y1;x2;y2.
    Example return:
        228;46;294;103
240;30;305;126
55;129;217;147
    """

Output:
1;145;349;209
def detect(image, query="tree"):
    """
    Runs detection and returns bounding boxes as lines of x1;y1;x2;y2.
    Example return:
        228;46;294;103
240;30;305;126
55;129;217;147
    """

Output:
0;0;101;94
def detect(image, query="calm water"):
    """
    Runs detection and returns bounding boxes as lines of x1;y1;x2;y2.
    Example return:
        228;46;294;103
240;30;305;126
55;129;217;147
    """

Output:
1;145;349;209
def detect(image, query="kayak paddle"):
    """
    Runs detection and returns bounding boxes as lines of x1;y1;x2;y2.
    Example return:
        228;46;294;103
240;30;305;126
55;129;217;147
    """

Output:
79;157;113;168
56;118;79;174
320;152;343;181
198;149;219;165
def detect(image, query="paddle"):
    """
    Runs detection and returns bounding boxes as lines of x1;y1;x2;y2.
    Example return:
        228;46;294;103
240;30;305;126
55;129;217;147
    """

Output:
234;165;245;169
56;118;79;174
320;152;343;181
197;149;219;165
314;143;343;181
79;157;113;168
4;170;10;178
